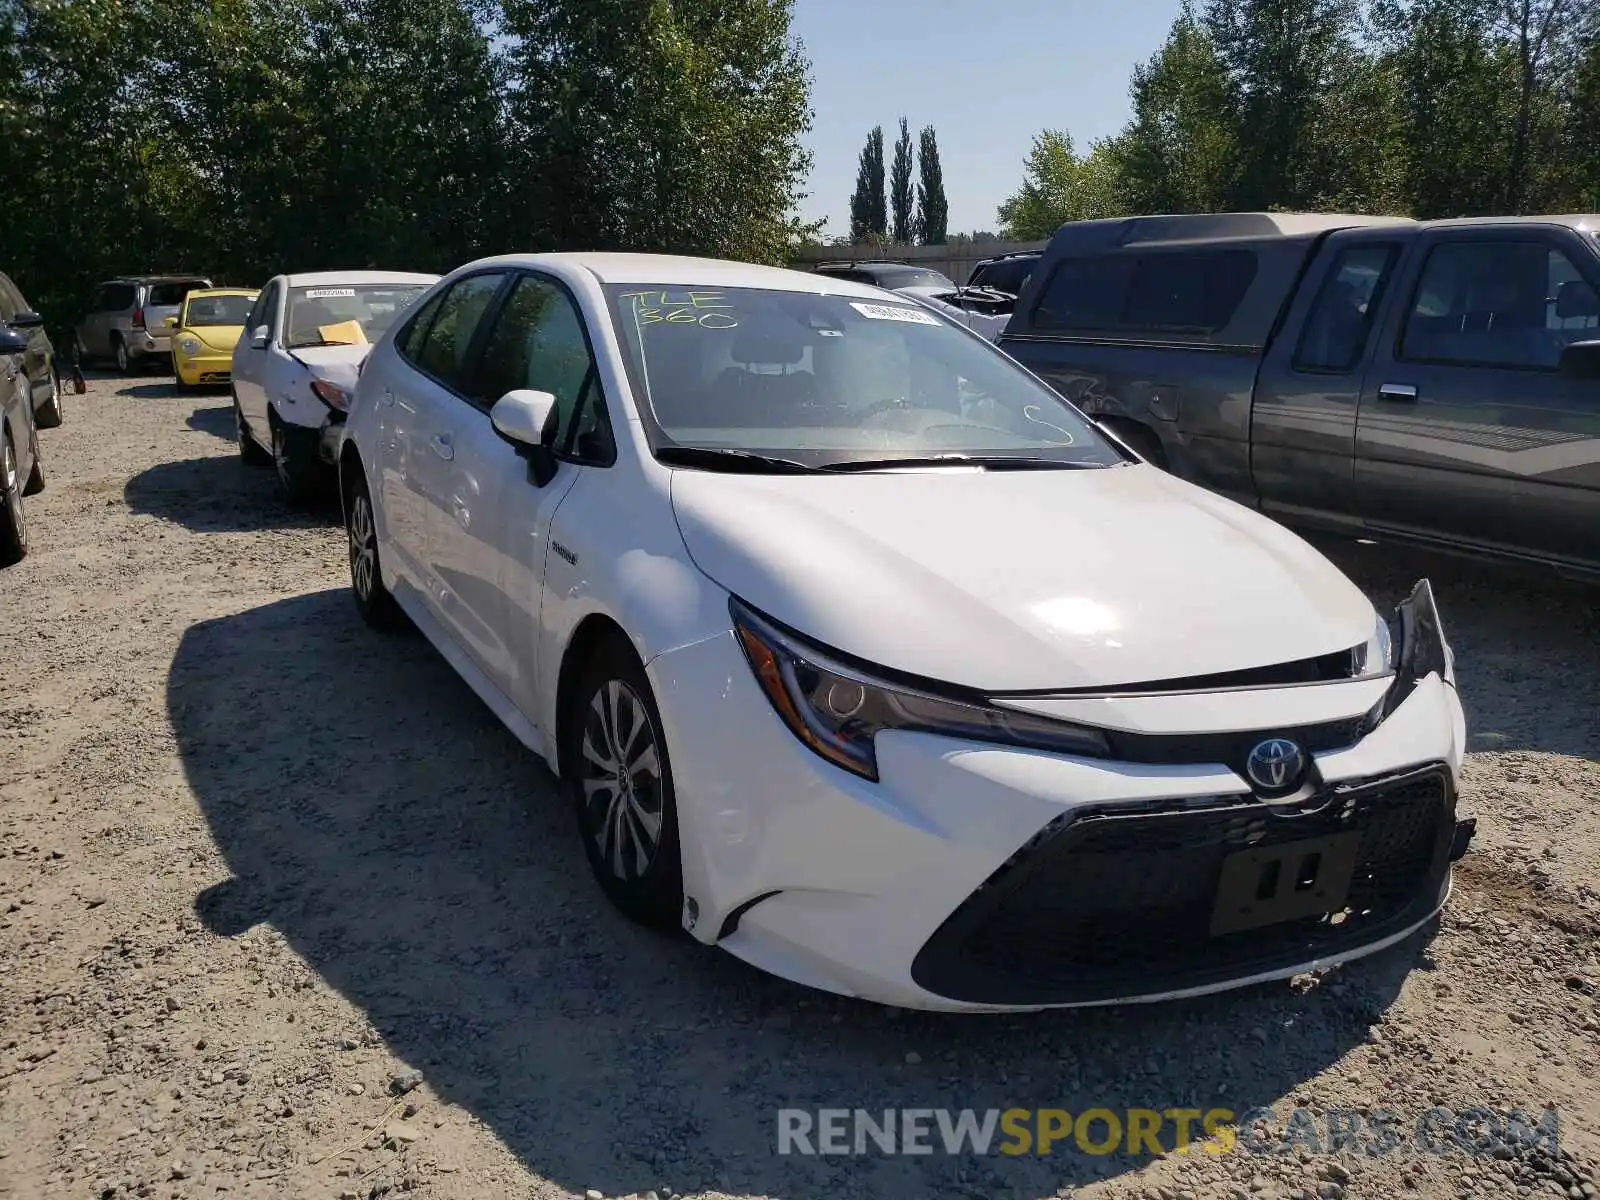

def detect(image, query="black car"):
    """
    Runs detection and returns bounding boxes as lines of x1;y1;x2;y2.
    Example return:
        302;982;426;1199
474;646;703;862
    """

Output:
0;321;46;566
966;251;1041;296
0;271;64;428
810;260;958;291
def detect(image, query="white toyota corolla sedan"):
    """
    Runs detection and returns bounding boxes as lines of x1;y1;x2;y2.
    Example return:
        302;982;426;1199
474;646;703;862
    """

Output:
337;253;1473;1012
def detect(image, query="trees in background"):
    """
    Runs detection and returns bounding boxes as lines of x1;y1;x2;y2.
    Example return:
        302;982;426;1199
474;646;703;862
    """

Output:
890;118;916;243
0;0;814;336
846;121;948;244
998;0;1600;237
850;125;887;240
916;126;948;245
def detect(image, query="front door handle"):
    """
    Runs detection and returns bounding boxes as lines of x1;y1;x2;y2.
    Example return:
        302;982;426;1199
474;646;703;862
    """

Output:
379;388;395;408
429;433;454;461
1377;383;1418;403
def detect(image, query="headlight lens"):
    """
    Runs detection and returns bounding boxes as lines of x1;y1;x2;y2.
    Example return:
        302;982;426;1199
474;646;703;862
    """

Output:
176;335;202;356
730;597;1109;781
1354;613;1395;679
310;379;352;412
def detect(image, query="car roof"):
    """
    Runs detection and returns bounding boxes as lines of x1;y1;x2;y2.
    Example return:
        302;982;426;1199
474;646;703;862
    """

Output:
462;253;896;299
281;270;440;288
101;274;213;285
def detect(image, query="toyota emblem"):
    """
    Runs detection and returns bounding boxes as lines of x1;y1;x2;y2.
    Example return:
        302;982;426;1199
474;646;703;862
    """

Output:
1245;738;1307;794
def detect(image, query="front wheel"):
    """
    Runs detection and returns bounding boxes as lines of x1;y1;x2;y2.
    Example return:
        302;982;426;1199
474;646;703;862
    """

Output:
344;468;403;629
171;356;194;392
235;395;270;465
565;637;684;929
0;431;28;567
35;370;64;428
270;416;321;507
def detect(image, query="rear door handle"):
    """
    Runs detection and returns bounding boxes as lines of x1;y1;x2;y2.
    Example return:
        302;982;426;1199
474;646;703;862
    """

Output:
429;433;454;461
1377;383;1418;403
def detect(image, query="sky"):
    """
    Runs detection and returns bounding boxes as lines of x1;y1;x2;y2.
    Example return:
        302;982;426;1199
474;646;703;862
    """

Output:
790;0;1185;238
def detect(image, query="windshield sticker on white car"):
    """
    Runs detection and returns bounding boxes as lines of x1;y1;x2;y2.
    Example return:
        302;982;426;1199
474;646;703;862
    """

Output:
303;288;356;299
618;290;739;330
851;302;940;326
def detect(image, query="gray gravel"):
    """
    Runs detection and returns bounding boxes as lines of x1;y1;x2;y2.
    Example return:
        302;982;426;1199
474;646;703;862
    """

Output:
1;375;1598;1200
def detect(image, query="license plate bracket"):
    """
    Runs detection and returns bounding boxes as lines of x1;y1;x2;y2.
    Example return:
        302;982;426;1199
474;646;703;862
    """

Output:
1209;831;1362;936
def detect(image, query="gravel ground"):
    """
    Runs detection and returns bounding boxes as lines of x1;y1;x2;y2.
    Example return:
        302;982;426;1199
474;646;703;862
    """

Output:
1;374;1599;1200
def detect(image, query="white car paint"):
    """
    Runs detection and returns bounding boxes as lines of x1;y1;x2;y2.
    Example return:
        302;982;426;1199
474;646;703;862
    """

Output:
340;251;1469;1012
894;284;1012;342
232;270;438;479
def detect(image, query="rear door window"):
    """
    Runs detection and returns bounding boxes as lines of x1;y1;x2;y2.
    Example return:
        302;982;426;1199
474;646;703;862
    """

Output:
1293;244;1401;373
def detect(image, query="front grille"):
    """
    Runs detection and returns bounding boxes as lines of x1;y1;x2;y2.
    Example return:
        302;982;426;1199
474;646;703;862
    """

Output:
911;765;1454;1006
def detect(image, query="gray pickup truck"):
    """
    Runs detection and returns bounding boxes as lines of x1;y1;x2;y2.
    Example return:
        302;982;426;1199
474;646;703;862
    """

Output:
999;212;1600;580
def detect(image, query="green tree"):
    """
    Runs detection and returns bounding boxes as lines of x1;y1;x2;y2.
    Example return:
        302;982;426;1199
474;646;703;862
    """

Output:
889;117;915;244
849;125;886;240
915;125;948;244
1109;6;1236;214
996;130;1124;240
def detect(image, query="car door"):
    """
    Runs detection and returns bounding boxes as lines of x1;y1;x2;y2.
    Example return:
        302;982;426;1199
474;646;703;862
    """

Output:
383;271;507;612
0;275;42;406
1355;227;1600;563
424;271;598;708
1252;232;1409;529
233;280;281;435
84;285;116;356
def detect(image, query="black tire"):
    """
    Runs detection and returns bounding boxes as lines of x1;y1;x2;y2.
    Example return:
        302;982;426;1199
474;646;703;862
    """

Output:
563;636;685;929
113;335;131;375
171;355;194;392
0;430;28;567
269;414;320;506
1111;420;1169;470
35;370;64;429
344;466;404;630
22;424;43;496
234;394;270;465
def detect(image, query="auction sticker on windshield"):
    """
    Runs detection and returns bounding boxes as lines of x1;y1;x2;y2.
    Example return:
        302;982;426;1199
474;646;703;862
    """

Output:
304;288;356;299
851;302;940;326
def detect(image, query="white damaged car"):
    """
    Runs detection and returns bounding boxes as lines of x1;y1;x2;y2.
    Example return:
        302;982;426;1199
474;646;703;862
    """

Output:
232;270;437;503
338;253;1473;1011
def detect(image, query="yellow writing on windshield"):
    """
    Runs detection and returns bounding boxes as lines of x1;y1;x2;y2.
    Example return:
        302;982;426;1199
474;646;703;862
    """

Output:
619;290;739;330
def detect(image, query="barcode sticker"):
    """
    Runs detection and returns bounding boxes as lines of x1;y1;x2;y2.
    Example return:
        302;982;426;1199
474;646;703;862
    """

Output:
850;302;940;326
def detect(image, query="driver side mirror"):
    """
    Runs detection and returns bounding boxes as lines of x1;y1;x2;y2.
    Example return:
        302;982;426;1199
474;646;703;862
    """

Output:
0;328;28;354
490;388;560;487
1558;339;1600;381
249;325;269;349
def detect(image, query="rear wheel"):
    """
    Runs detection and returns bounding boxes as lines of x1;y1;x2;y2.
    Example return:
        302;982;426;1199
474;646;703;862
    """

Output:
34;369;64;428
0;431;28;567
564;637;684;929
113;336;131;375
344;468;403;629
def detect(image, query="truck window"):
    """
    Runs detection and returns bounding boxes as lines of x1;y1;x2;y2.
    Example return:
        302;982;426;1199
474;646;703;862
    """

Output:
1032;250;1255;335
1293;244;1399;373
1400;241;1599;370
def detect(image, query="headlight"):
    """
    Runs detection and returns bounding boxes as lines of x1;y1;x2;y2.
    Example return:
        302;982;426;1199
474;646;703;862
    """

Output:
176;335;202;356
730;597;1109;781
1382;578;1453;717
310;379;352;412
1354;612;1394;679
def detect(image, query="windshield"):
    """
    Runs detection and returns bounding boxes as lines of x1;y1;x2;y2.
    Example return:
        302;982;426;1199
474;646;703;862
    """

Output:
285;284;428;348
184;294;255;327
606;285;1126;469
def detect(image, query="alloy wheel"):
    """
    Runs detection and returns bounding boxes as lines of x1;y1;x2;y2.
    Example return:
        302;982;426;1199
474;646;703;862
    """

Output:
3;440;25;551
272;426;290;492
114;340;129;374
348;493;376;601
579;680;665;882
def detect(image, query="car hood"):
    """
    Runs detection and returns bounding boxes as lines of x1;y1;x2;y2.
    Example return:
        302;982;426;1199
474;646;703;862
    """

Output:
286;343;370;389
187;325;245;353
668;464;1377;692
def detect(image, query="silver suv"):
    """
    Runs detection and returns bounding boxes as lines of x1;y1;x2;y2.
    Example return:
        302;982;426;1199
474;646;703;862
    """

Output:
74;275;213;374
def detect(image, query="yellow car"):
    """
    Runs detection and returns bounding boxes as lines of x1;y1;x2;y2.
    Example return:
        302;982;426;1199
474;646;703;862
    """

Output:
166;288;258;390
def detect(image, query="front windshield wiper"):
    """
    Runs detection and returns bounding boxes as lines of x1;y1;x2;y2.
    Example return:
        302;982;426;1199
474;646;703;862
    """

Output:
655;446;824;474
823;455;1109;473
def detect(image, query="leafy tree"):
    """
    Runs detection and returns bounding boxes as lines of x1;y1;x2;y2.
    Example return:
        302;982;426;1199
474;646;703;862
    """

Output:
997;131;1124;240
1110;8;1236;214
890;117;915;244
915;125;948;244
849;125;887;240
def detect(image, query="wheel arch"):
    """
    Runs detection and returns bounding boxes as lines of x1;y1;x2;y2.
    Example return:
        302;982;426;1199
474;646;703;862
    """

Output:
553;613;634;780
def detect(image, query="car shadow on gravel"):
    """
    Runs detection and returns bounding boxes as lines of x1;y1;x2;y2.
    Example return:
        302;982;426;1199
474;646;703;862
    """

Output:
1311;537;1600;762
124;455;337;531
117;381;187;400
171;589;1422;1200
184;402;238;441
